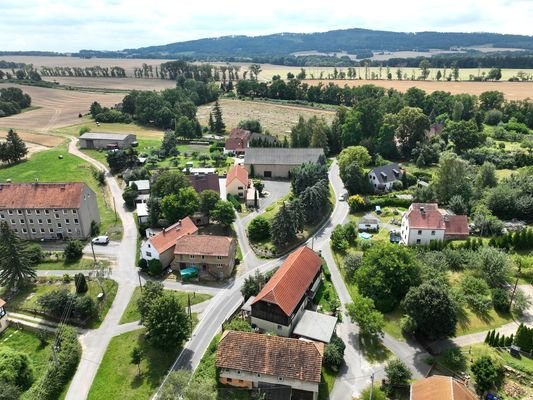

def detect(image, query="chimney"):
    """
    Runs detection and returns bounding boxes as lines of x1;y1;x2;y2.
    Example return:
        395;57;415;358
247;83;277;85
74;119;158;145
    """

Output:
176;219;182;230
420;206;425;215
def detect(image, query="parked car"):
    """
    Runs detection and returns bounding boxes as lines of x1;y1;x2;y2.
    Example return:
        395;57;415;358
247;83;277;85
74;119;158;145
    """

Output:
92;235;109;245
375;205;382;214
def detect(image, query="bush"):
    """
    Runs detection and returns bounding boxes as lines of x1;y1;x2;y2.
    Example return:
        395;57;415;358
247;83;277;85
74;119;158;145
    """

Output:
64;240;83;262
484;109;503;125
360;385;387;400
441;348;466;371
79;126;91;135
226;194;242;211
384;358;411;395
347;194;366;213
0;348;34;390
148;259;163;276
247;216;271;242
400;314;417;336
323;336;345;372
491;288;510;313
74;273;88;294
138;258;148;270
26;243;43;265
344;253;362;283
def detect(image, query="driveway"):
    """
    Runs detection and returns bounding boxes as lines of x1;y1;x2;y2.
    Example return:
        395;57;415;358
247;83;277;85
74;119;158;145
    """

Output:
259;180;291;211
83;240;121;258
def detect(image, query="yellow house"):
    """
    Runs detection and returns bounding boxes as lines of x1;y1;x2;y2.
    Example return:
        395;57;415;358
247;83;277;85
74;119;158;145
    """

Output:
226;165;249;199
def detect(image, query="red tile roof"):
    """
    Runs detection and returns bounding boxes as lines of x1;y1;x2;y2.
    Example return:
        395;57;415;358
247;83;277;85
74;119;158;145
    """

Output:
0;183;87;209
225;128;251;151
148;217;198;254
226;165;249;187
188;173;220;194
411;376;477;400
173;234;234;257
216;331;323;383
406;203;468;236
252;246;322;316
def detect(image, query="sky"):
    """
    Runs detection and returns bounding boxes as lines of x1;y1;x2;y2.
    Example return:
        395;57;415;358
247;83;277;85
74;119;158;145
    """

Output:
0;0;532;52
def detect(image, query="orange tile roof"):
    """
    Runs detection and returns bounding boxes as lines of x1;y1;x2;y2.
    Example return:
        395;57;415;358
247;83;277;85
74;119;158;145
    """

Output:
0;183;86;209
226;165;249;187
0;298;5;307
147;217;198;254
216;331;323;383
406;203;469;236
173;234;234;257
444;215;469;236
411;376;477;400
252;246;322;316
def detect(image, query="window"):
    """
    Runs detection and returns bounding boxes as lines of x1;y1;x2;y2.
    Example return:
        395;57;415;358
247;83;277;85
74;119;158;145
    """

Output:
217;256;223;260
44;210;50;215
49;228;54;233
278;377;284;382
22;228;27;233
40;228;45;233
57;223;62;228
55;213;60;219
227;378;233;383
189;255;195;259
10;219;15;224
72;210;77;214
31;228;36;233
53;209;58;212
29;219;33;224
277;325;282;329
67;229;72;233
17;209;22;215
431;230;435;235
146;252;152;257
35;210;41;215
8;210;13;215
237;371;241;375
238;186;243;190
417;230;422;235
47;219;52;224
63;210;68;214
38;219;43;224
416;239;421;244
27;210;31;214
0;214;4;219
13;229;18;233
201;255;205;259
65;219;70;224
19;219;24;224
74;219;79;224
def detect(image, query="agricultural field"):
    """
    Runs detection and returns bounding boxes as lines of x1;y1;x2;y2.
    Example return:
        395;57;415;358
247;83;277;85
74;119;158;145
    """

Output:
0;129;64;156
0;84;124;133
47;77;176;91
198;98;336;138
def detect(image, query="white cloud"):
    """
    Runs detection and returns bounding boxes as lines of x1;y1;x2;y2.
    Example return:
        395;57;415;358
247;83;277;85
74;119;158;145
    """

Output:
0;0;531;52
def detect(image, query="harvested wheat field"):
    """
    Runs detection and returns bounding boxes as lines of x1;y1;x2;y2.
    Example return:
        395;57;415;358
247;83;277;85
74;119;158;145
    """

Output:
0;129;64;147
0;84;124;133
198;98;335;137
48;77;176;91
304;79;533;101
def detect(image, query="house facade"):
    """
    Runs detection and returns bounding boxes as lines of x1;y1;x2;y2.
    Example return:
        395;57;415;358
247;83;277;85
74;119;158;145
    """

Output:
368;163;404;193
171;235;236;280
79;132;136;149
251;246;322;337
226;165;249;199
0;299;8;333
0;182;100;241
217;331;323;400
140;217;198;267
224;128;251;155
400;203;469;245
244;148;324;179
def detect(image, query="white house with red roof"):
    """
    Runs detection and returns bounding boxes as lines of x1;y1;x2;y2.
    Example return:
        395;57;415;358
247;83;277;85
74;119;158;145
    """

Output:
251;246;322;337
226;165;250;199
140;217;198;267
400;203;469;245
0;298;8;333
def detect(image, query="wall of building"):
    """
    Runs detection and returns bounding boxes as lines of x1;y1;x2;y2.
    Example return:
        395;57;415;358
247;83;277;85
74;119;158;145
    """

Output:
219;369;319;398
401;215;445;245
0;315;8;333
226;179;247;198
172;241;235;280
78;185;100;238
245;164;294;179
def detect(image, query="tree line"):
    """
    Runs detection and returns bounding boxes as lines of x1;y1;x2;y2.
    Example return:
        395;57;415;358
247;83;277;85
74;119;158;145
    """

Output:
39;65;126;78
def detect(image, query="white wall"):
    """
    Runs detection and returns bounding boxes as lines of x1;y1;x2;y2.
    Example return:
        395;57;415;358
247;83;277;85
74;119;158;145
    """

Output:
400;214;445;245
140;240;160;261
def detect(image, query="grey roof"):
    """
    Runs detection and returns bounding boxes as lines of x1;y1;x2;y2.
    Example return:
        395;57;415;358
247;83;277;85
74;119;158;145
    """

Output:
359;216;379;225
245;148;324;166
136;203;148;217
129;180;150;191
292;310;337;343
369;163;403;185
241;296;256;313
250;132;278;144
79;132;134;141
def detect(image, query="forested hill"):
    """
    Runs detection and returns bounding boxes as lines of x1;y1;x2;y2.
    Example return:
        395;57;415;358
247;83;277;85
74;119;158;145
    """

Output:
78;28;533;59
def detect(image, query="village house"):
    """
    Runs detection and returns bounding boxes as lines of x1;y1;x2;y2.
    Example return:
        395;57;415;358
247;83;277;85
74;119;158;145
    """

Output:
411;376;477;400
358;216;379;232
0;182;100;241
368;163;404;193
251;246;322;337
79;132;136;149
129;179;151;205
223;128;251;155
0;299;8;334
171;235;236;280
226;165;249;199
140;217;198;267
188;172;220;195
216;330;323;400
400;203;469;245
244;148;325;179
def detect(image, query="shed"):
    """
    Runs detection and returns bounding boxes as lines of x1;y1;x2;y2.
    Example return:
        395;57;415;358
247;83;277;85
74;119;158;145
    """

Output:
292;310;337;343
358;216;379;232
79;132;136;149
129;180;150;194
136;203;148;224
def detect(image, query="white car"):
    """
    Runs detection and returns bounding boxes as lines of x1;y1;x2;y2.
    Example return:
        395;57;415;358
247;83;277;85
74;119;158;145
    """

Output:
338;193;347;201
92;235;109;245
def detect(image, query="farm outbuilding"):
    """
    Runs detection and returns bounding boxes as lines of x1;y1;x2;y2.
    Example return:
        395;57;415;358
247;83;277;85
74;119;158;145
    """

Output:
244;148;324;179
79;132;136;149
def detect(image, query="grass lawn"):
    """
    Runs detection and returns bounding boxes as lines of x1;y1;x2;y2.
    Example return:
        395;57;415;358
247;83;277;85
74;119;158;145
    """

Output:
35;257;110;271
0;144;122;239
7;277;118;328
119;286;212;324
384;307;405;340
87;328;180;400
0;327;52;397
456;307;514;337
319;367;337;400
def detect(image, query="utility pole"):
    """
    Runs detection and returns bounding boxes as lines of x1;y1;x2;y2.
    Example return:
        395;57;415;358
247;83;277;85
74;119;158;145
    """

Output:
137;269;143;292
188;293;192;335
113;197;117;223
370;373;375;400
509;277;519;310
90;241;96;267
